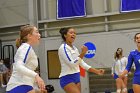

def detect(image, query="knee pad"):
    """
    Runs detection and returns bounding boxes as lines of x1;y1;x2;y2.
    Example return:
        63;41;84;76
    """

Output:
122;88;127;92
117;89;121;93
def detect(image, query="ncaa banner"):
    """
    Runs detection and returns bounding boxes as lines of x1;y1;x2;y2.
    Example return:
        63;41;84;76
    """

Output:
84;42;96;59
121;0;140;12
57;0;86;19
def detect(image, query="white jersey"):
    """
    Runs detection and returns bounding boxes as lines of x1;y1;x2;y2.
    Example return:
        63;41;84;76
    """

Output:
111;57;127;75
6;43;38;91
58;43;91;77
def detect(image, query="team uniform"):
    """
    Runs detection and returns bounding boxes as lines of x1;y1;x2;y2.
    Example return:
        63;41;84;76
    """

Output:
58;43;91;88
6;43;38;93
125;49;140;85
112;57;128;79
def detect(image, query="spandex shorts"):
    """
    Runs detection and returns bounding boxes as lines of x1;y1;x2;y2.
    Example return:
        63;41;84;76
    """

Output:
60;72;80;88
6;85;33;93
113;73;119;79
133;75;140;85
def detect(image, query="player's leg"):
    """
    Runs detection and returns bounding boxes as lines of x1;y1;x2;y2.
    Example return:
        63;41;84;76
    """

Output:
64;82;80;93
116;78;122;93
122;76;128;93
76;82;81;93
28;89;36;93
133;84;140;93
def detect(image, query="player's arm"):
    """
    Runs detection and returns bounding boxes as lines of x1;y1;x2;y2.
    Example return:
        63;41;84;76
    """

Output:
15;46;37;78
80;60;104;75
111;63;115;77
119;53;133;78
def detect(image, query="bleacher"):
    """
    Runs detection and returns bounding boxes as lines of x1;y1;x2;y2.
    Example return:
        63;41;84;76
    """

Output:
89;68;134;93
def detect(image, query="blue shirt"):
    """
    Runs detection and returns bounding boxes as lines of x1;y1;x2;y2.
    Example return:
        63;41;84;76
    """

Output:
126;49;140;76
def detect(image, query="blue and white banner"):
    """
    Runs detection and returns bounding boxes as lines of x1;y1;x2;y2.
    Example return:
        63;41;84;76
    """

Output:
57;0;86;19
121;0;140;12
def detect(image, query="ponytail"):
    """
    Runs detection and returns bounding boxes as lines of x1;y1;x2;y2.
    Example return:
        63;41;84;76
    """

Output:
15;38;21;48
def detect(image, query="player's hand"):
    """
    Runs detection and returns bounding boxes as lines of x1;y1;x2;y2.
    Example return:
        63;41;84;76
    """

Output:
98;69;105;75
111;74;114;77
118;74;123;79
81;45;88;54
35;74;45;91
